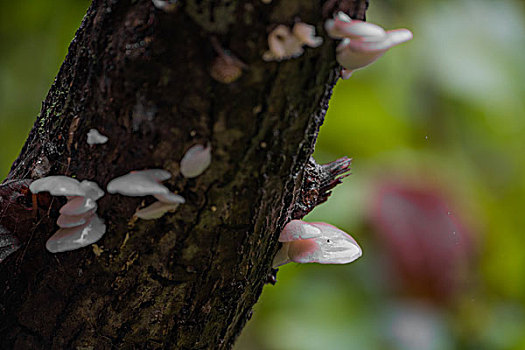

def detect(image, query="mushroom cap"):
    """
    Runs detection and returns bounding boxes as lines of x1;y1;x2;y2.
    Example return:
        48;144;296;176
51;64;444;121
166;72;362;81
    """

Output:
107;169;172;196
263;24;305;61
46;215;106;253
180;144;212;178
79;180;105;200
325;12;386;40
60;196;98;216
56;209;96;228
153;192;186;204
29;176;85;197
292;22;323;48
305;222;362;264
135;201;180;220
86;128;108;145
278;220;322;242
336;29;412;71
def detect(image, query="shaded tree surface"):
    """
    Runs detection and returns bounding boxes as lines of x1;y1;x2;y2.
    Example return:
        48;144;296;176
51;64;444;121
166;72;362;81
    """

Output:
0;0;367;348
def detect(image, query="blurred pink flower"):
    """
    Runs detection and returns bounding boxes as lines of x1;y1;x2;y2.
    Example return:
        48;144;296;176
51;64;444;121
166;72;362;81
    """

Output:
371;183;474;303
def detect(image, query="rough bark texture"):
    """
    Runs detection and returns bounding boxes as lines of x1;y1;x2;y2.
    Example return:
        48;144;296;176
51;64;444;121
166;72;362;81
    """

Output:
0;0;367;348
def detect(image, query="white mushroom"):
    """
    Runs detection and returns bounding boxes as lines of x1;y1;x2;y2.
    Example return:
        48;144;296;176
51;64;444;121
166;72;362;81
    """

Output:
135;201;181;220
107;169;172;196
46;215;106;253
336;29;413;78
292;22;323;48
263;25;305;61
325;12;386;40
273;220;362;267
30;176;86;197
324;12;413;79
107;169;185;220
57;209;96;228
263;23;323;62
86;128;108;145
30;176;106;252
278;219;322;242
180;144;212;178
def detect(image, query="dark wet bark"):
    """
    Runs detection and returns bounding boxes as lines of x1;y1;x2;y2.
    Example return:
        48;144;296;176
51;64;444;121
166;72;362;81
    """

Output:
0;0;367;348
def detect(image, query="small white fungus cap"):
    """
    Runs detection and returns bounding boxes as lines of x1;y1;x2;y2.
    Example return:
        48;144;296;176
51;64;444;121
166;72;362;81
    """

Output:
263;25;304;61
30;176;86;197
336;29;413;78
154;192;186;204
292;22;323;48
135;201;181;220
86;128;108;145
46;215;106;253
107;169;173;196
180;144;212;178
57;209;96;228
325;12;386;40
30;177;104;199
273;221;362;267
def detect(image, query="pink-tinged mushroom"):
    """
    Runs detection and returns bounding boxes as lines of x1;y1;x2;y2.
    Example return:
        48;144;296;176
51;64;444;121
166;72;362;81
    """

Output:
263;25;302;61
135;201;181;220
107;169;172;196
263;22;322;62
180;144;212;178
292;22;324;48
46;215;106;253
278;219;322;242
30;176;105;235
324;12;413;79
325;12;386;40
29;176;86;197
336;29;413;78
31;178;104;216
273;220;362;267
56;209;96;228
107;169;185;220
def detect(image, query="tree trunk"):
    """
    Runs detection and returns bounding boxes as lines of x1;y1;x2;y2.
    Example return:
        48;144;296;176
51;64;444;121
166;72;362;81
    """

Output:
0;0;367;348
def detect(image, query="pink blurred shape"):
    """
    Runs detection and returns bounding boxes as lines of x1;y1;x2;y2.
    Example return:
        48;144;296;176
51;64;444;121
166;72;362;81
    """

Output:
371;184;474;303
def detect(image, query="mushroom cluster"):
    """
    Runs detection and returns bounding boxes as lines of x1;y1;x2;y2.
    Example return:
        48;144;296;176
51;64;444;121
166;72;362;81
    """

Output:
273;220;362;267
107;169;185;220
263;22;323;61
325;12;413;79
29;176;106;253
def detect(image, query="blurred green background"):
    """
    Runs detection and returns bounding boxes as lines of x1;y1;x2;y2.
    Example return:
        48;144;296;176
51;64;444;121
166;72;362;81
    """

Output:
1;1;524;349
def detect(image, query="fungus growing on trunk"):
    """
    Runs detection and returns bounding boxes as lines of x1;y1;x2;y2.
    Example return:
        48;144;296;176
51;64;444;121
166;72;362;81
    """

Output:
29;176;106;252
86;128;108;145
107;169;185;220
180;144;212;178
263;22;323;62
46;215;106;253
273;220;362;267
325;12;412;78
